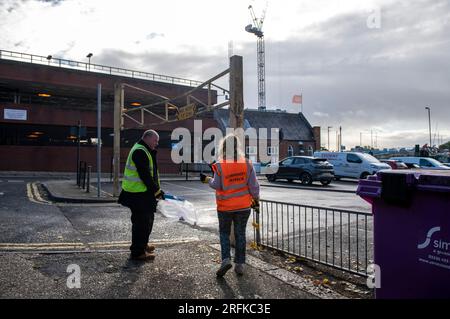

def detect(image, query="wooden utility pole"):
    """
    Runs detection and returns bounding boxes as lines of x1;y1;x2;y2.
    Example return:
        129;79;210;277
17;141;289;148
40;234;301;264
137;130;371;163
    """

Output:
229;55;244;129
228;55;244;247
113;83;123;197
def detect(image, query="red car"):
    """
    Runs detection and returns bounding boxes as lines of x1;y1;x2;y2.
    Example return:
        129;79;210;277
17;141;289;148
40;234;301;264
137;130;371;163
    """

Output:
381;160;409;169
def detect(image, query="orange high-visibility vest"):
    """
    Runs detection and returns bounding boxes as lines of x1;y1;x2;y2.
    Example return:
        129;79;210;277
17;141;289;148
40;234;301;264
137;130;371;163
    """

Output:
212;158;253;212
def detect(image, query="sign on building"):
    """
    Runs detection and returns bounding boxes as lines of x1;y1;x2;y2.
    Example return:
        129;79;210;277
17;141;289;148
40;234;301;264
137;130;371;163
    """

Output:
4;108;27;121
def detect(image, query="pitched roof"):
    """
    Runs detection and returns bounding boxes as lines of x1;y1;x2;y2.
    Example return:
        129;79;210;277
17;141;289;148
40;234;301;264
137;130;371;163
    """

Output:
214;109;315;141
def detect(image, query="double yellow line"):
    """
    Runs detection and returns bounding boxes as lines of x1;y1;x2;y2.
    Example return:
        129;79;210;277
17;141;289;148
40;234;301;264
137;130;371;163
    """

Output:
0;242;85;251
0;237;200;252
26;182;52;205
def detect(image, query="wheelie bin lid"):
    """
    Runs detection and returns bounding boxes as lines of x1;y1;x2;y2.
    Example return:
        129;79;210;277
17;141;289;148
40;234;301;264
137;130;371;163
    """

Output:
357;169;450;206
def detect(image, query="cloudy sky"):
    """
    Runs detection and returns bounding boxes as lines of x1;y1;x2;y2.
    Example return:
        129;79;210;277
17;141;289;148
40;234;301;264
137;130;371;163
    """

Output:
1;0;449;149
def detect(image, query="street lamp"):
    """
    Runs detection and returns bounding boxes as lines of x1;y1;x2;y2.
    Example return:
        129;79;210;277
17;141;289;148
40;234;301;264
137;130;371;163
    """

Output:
86;53;93;70
327;126;332;151
425;107;431;147
46;55;52;65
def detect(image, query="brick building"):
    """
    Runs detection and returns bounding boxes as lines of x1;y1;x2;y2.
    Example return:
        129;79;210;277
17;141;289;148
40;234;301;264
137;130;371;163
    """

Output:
0;50;217;174
0;50;320;174
214;109;321;163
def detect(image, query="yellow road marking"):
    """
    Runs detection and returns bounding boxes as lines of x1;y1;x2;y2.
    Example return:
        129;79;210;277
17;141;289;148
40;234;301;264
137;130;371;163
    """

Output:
26;183;39;204
0;242;85;247
0;237;200;251
26;182;51;205
31;182;51;204
0;246;87;251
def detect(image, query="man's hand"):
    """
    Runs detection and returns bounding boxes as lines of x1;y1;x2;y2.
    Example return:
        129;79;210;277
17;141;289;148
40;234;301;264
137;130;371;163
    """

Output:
251;198;260;209
208;161;216;170
200;173;212;183
155;189;165;200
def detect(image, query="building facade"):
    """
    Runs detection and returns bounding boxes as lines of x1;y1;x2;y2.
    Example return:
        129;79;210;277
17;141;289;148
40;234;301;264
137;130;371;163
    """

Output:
1;50;321;173
214;109;321;163
0;50;216;174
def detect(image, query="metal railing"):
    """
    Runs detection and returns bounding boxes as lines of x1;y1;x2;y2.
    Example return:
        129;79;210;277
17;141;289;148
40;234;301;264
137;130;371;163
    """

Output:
0;49;203;88
254;199;373;277
77;161;92;193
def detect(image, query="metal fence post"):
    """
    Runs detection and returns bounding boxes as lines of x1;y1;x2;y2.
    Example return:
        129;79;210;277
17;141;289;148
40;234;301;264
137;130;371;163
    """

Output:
86;165;91;193
110;157;113;182
82;162;87;189
255;205;261;246
77;161;82;186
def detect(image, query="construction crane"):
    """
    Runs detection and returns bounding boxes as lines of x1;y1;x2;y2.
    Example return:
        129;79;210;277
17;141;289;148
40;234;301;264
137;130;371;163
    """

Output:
245;4;267;111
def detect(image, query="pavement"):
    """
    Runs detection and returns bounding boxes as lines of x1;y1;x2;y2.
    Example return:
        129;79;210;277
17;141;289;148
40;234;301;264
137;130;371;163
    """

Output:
0;174;363;299
0;241;327;299
42;179;116;203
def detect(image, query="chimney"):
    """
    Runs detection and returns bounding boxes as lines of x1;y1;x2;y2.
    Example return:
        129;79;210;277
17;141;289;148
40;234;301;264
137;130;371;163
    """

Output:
313;126;321;151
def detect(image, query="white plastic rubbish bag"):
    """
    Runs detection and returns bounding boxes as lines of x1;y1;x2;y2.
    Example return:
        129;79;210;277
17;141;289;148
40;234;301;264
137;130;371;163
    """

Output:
157;197;198;226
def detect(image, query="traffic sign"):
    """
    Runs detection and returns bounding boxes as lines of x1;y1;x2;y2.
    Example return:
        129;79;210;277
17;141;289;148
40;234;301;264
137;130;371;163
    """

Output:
177;103;196;121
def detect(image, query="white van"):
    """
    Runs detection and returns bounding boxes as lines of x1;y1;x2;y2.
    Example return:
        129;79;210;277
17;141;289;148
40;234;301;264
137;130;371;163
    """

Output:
389;157;450;170
313;151;391;179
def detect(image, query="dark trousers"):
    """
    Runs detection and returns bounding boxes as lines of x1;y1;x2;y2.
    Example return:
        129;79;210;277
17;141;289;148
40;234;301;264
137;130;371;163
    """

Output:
217;209;251;264
130;208;155;257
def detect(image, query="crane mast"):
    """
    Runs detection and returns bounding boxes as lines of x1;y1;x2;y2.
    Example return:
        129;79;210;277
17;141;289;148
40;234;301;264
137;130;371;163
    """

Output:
245;4;267;111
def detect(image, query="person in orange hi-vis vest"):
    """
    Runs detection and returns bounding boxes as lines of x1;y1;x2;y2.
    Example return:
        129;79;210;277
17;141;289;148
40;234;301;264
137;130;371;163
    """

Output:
200;134;260;277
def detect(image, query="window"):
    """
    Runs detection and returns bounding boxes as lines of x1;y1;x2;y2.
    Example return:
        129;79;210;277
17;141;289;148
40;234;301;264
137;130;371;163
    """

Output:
420;158;445;167
298;144;305;154
347;153;362;164
267;146;279;156
281;158;294;166
360;153;380;163
246;146;257;155
287;145;294;157
293;158;305;165
419;159;433;167
0;123;114;147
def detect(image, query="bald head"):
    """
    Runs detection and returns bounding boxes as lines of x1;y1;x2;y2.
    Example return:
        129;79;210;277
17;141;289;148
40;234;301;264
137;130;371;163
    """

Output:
142;129;159;150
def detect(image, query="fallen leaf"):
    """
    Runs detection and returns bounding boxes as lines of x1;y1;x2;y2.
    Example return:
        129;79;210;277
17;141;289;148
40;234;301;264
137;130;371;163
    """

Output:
286;257;296;263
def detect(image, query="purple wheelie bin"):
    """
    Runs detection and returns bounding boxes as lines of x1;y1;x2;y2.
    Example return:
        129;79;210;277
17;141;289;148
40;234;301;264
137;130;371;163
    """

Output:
357;169;450;299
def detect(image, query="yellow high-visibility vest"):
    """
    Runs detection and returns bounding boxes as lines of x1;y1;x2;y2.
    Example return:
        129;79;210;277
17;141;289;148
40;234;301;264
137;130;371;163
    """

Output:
122;143;160;193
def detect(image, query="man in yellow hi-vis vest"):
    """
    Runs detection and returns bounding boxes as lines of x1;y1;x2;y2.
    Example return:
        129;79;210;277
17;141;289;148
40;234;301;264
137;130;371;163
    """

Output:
118;130;164;261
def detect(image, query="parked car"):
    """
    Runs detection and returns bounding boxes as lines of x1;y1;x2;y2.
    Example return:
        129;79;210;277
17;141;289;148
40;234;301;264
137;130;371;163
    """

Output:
380;160;409;170
265;156;334;185
389;157;450;170
313;151;391;180
405;163;421;169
